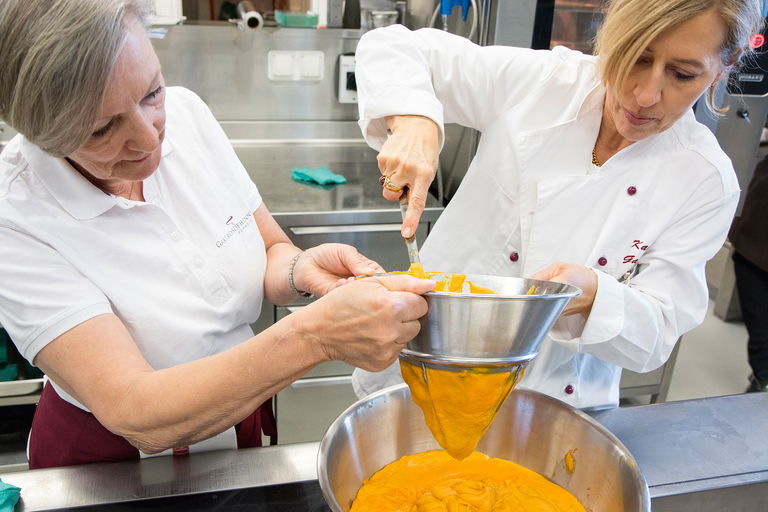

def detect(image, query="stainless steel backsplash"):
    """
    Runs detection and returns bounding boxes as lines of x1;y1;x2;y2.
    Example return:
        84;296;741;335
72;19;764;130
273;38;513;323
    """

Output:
151;23;361;122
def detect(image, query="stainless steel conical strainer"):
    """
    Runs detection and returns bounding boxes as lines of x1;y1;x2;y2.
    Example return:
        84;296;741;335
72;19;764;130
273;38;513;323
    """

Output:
397;273;582;459
401;273;582;370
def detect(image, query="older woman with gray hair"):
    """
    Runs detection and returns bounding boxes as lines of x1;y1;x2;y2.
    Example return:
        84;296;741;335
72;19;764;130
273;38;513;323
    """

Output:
0;0;434;468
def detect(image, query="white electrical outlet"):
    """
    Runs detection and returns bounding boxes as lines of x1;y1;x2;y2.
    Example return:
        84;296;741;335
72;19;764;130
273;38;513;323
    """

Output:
267;51;325;82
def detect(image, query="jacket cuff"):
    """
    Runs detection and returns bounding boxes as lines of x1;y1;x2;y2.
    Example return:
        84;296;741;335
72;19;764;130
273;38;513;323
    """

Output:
549;269;624;346
358;89;445;151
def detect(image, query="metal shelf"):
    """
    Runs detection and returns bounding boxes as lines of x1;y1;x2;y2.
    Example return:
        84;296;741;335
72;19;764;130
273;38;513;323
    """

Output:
0;378;43;407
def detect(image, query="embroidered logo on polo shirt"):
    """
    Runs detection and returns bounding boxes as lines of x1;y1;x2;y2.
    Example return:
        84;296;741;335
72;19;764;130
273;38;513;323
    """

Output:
216;212;253;248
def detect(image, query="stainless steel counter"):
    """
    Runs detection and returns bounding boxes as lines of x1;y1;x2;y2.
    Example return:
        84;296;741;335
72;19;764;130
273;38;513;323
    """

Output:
2;392;766;511
227;122;443;224
592;393;768;511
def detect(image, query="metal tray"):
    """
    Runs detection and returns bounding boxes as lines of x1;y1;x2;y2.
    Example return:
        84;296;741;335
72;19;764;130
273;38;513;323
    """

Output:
0;378;44;397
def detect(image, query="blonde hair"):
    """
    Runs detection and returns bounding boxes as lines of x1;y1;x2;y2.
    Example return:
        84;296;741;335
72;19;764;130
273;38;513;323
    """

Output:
0;0;154;157
594;0;763;115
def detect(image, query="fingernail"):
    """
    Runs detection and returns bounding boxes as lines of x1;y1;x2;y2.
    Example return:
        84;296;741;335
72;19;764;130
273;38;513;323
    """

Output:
403;227;412;238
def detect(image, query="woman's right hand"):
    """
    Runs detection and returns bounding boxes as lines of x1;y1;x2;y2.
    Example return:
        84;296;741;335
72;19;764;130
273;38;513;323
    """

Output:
378;115;440;238
293;275;435;372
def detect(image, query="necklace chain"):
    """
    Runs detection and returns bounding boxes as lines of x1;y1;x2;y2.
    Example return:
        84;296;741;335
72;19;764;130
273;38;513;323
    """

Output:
128;181;135;201
591;146;602;167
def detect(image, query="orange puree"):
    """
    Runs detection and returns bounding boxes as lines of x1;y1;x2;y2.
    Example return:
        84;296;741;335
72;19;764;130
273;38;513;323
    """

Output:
404;265;495;295
350;450;587;512
408;262;429;279
400;265;512;460
400;360;525;460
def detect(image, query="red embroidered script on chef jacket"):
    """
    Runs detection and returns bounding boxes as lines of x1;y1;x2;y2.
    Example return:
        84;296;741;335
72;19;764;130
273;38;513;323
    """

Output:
623;240;649;265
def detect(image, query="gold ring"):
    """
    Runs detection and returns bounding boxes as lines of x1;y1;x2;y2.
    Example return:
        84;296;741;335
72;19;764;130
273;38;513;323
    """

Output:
382;176;403;192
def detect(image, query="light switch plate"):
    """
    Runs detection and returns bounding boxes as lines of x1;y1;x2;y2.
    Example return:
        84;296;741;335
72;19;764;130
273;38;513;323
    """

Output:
268;51;325;82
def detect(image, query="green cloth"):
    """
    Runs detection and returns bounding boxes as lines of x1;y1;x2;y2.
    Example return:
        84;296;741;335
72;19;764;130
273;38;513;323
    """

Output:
0;328;41;381
0;331;18;382
291;165;346;185
0;479;20;512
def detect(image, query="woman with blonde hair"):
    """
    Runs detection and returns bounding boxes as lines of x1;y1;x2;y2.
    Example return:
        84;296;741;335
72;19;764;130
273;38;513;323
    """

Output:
352;0;764;409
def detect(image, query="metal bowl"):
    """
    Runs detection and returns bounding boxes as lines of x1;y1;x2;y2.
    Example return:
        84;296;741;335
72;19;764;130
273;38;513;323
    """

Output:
318;384;650;512
403;274;581;366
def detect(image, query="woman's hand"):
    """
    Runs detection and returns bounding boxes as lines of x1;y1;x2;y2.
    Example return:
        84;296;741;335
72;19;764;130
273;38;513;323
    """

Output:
531;262;597;317
292;244;385;297
293;275;435;372
378;115;440;238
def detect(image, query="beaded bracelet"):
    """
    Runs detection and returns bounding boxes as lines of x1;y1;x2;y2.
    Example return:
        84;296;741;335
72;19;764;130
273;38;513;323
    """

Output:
288;252;312;297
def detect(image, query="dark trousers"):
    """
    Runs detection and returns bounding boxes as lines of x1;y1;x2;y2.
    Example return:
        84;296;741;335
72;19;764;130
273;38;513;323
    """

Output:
733;251;768;381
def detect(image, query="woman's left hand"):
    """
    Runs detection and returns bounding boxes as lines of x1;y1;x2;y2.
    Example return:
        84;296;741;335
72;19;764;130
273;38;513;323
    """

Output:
292;244;385;297
531;262;597;317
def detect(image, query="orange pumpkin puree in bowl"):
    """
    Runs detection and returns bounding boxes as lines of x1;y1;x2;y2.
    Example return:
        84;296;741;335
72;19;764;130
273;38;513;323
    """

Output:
349;265;585;512
350;450;587;512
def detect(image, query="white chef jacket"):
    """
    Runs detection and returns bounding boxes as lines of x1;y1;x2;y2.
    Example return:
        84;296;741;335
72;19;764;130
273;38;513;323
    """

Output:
352;26;739;409
0;87;267;411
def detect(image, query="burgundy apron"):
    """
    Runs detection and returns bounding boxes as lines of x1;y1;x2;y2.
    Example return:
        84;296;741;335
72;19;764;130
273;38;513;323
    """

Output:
28;383;277;469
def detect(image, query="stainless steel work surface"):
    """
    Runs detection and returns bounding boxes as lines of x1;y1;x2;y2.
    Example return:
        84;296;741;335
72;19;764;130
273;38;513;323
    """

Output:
2;393;767;511
232;143;443;219
0;443;319;511
592;392;768;495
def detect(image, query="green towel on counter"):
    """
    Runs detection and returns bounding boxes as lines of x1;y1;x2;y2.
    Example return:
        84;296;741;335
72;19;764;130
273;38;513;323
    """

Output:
291;165;347;185
0;479;20;512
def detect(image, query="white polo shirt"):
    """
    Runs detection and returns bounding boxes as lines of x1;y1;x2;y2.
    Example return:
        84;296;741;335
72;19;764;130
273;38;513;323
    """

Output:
0;87;267;410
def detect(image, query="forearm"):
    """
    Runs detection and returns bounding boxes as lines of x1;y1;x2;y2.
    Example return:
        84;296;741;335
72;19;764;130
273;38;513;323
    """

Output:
103;315;323;453
263;242;302;306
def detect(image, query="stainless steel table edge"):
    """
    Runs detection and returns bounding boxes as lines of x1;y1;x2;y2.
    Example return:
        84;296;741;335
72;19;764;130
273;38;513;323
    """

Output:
648;470;768;498
271;206;444;226
0;442;320;511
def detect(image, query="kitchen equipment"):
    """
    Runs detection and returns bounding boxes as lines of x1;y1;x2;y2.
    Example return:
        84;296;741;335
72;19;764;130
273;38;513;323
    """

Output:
396;274;579;460
401;273;581;370
318;384;651;512
370;9;399;28
342;0;360;28
394;1;406;24
274;9;318;26
237;1;265;29
399;196;421;268
327;0;343;27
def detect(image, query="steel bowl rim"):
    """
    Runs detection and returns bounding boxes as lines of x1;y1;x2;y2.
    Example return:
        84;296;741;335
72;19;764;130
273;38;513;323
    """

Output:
373;273;583;300
399;349;537;366
317;383;651;512
316;384;401;511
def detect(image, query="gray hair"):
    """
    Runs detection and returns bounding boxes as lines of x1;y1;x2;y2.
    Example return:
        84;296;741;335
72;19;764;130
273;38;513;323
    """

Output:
0;0;154;157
